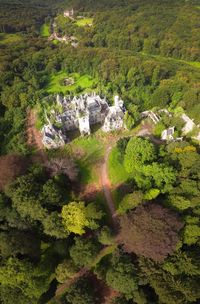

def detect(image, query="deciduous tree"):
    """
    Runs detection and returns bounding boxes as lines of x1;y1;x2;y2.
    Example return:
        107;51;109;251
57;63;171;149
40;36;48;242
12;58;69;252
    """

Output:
118;203;183;261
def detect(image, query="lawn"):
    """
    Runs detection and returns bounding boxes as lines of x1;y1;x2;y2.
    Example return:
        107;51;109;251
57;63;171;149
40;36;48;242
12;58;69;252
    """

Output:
40;23;50;37
70;137;104;185
0;33;23;45
46;72;97;94
108;146;130;186
75;18;93;27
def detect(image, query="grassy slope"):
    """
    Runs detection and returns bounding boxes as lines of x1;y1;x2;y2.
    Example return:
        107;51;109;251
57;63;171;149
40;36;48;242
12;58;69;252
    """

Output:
70;137;104;185
46;72;96;94
108;146;130;186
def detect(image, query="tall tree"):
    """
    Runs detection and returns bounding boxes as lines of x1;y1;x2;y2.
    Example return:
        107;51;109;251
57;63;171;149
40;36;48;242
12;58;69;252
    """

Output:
118;203;183;261
61;201;103;235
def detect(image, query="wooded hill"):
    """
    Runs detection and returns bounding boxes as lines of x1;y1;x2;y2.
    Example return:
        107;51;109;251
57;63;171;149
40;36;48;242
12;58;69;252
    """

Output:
0;1;200;304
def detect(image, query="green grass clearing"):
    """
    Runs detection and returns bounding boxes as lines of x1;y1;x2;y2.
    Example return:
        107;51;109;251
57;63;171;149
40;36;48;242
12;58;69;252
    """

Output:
75;18;93;27
40;23;50;37
70;136;104;185
46;72;97;94
108;146;130;186
0;33;23;45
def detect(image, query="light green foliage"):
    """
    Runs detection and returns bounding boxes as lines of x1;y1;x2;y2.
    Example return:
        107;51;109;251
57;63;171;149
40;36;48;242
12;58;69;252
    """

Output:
124;137;156;173
184;224;200;245
40;23;50;37
169;195;191;211
124;111;135;130
70;237;101;267
0;258;51;302
55;259;78;283
75;18;93;27
61;201;103;235
98;226;114;245
118;191;143;214
144;188;160;200
124;104;140;130
153;122;166;137
142;163;176;193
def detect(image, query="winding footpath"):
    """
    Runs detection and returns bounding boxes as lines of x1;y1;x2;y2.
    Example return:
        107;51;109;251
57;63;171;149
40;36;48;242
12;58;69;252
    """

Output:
100;123;153;229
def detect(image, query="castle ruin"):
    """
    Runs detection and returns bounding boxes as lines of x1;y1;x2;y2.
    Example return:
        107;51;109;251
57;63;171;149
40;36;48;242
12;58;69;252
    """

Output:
42;93;125;149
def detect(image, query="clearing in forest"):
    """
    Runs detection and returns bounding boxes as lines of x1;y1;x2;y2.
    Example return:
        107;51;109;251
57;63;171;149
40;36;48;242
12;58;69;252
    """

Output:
75;18;93;27
46;72;97;94
40;23;50;37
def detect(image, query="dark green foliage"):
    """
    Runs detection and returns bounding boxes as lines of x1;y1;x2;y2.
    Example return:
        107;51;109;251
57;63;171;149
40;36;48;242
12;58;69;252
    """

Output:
56;259;79;283
105;251;138;298
139;256;200;304
0;230;40;259
64;277;98;304
111;296;131;304
69;237;101;267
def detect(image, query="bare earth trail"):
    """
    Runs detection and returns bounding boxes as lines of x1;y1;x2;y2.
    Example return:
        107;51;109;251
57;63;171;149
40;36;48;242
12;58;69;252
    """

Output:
101;144;118;228
26;109;47;163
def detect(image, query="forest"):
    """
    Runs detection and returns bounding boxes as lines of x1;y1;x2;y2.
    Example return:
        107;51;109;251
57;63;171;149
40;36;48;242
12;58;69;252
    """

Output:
0;0;200;303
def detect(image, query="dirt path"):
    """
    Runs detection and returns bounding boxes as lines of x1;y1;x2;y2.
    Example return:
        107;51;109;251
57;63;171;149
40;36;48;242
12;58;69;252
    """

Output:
101;145;118;228
55;268;88;298
26;109;47;163
26;109;43;149
100;122;153;229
